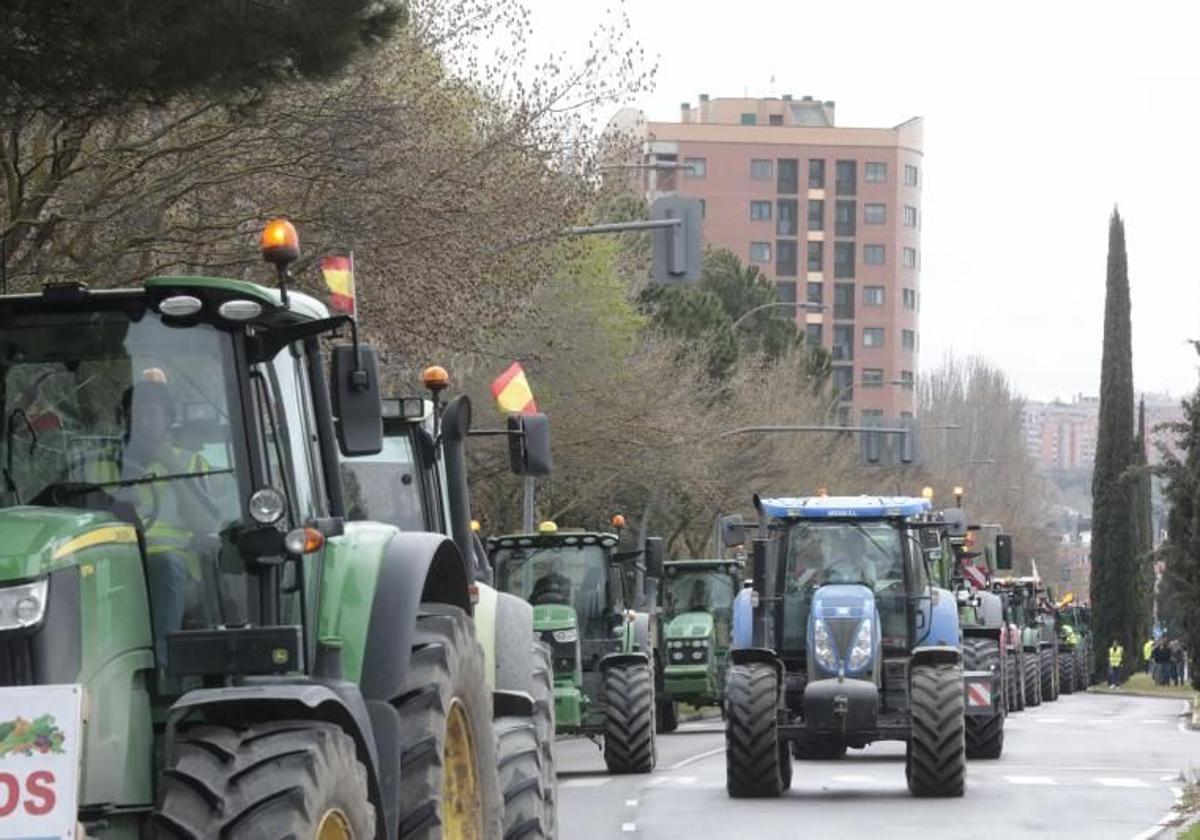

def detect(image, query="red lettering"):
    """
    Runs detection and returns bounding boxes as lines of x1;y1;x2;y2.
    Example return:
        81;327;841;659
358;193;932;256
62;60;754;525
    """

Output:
0;772;17;817
24;770;55;816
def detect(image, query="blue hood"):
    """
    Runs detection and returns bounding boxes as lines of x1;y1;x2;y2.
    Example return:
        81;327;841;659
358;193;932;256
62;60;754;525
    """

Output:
808;584;880;677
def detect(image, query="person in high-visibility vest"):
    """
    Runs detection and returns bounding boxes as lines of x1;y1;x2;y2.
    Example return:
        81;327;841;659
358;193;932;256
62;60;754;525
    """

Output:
1108;640;1125;688
1144;638;1155;674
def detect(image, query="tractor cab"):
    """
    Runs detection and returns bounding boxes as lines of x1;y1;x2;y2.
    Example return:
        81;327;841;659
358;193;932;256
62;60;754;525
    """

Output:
660;558;742;708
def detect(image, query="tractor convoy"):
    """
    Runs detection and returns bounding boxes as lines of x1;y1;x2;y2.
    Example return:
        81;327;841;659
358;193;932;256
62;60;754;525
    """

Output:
0;217;1096;837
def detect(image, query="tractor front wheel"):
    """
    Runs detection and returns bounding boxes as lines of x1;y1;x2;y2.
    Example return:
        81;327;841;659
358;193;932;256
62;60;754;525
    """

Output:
529;642;557;838
1040;647;1059;702
154;720;375;839
1059;648;1076;695
495;716;548;840
962;638;1004;760
725;662;786;798
1023;650;1042;707
602;661;657;773
907;663;966;797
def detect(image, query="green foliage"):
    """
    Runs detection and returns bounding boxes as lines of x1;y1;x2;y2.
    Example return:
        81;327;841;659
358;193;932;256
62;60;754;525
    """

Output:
0;0;404;116
1090;207;1141;674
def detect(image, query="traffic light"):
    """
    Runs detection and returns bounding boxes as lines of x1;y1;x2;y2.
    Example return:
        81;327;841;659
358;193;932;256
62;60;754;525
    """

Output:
651;195;702;284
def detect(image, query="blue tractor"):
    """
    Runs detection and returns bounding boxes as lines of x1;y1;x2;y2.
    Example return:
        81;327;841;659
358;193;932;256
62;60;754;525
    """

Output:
724;495;996;798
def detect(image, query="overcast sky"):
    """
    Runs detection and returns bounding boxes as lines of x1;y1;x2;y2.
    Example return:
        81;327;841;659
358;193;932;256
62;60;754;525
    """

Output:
516;0;1200;402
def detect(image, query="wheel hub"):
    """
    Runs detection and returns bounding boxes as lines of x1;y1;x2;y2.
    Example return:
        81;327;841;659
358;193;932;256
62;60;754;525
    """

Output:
317;808;353;840
442;699;483;839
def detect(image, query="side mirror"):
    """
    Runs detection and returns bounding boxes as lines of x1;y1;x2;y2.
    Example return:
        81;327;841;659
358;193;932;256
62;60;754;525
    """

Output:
720;513;747;548
507;413;553;476
644;537;664;581
996;534;1014;571
330;344;382;456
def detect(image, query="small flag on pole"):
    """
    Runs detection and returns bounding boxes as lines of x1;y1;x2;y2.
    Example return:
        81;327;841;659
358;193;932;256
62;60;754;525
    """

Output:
491;361;537;415
322;253;355;315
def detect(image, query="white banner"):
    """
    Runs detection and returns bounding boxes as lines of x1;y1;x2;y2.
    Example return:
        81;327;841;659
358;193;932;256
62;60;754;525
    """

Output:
0;685;83;840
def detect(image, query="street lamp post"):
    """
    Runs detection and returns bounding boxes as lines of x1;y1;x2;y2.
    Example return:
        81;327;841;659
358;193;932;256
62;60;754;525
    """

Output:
730;301;825;330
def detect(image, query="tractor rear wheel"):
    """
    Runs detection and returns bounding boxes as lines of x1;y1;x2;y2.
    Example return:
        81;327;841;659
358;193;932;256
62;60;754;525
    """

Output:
1009;651;1025;712
394;603;503;839
962;639;1004;759
725;662;785;798
1040;647;1058;702
496;716;548;840
792;735;847;760
1023;651;1042;707
907;663;965;797
602;661;657;773
154;720;375;839
529;642;557;838
1059;648;1076;695
1074;645;1088;689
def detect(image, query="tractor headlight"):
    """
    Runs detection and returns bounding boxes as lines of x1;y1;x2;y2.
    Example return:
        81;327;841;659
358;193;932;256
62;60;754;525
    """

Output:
0;579;48;630
813;619;838;671
552;628;578;644
690;649;705;661
846;618;874;672
671;650;685;662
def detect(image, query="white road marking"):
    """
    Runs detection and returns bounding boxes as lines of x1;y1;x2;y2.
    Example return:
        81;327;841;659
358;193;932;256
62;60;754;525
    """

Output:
561;777;611;788
1162;775;1180;781
1034;718;1065;724
1139;720;1166;724
1005;775;1057;785
831;774;878;783
621;822;637;832
646;775;698;788
669;746;725;770
625;799;638;807
1094;777;1151;788
1131;782;1187;840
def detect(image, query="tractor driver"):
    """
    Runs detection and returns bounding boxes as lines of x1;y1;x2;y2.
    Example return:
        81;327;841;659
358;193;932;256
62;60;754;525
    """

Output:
530;567;572;606
687;579;709;612
823;528;877;588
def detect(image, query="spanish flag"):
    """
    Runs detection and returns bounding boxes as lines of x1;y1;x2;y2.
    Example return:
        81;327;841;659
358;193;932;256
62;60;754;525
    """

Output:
322;254;355;315
491;362;537;415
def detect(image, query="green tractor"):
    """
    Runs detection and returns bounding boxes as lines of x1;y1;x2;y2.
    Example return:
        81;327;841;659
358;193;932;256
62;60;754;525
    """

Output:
488;525;663;774
659;558;744;721
993;575;1060;706
0;221;510;837
1052;593;1085;695
338;369;559;837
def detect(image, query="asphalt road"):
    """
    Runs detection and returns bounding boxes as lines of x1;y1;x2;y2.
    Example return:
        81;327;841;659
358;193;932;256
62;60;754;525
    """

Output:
556;692;1197;840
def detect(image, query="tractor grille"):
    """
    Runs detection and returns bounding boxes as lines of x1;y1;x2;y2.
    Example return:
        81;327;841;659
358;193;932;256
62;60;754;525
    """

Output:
0;634;34;687
540;632;577;676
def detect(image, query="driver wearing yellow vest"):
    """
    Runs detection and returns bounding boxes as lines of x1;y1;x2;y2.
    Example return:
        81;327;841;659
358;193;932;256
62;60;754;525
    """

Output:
91;374;216;666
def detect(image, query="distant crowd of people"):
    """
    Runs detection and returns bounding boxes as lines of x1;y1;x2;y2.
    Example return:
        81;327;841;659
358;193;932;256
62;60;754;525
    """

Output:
1144;637;1188;687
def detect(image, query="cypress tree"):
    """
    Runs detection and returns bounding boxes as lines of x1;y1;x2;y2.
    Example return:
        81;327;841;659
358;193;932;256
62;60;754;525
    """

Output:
1090;208;1137;679
1132;399;1155;654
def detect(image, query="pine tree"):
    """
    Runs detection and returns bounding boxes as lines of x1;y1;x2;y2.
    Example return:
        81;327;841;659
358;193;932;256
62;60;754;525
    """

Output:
1090;208;1138;679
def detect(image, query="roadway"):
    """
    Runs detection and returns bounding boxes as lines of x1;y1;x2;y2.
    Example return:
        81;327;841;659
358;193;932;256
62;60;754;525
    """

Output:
556;692;1197;839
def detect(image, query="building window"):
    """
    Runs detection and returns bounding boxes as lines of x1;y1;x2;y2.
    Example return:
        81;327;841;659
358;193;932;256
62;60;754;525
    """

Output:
777;158;799;194
900;411;914;420
902;288;916;310
806;323;823;346
776;240;798;276
777;281;797;304
834;283;855;320
832;365;854;401
654;153;678;191
750;201;772;221
862;368;885;388
835;200;856;236
834;241;855;278
807;281;824;304
903;205;918;227
903;247;918;268
832;328;854;362
901;370;915;390
862;408;885;424
865;162;887;183
769;114;783;126
902;329;916;351
864;203;887;225
751;159;773;180
740;113;757;125
809;159;826;188
863;327;885;348
836;160;857;195
685;157;707;178
864;286;885;306
777;199;798;235
807;199;824;231
750;242;772;263
905;164;919;186
864;244;886;265
807;241;824;271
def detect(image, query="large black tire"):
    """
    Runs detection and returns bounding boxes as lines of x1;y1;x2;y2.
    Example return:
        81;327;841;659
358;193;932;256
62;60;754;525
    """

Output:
962;638;1004;759
394;604;503;838
725;662;785;798
792;735;847;760
496;716;548;840
155;720;375;838
602;661;657;774
1023;650;1042;707
657;696;679;734
1074;645;1088;689
1059;647;1076;695
1009;651;1025;712
529;642;557;839
1040;647;1058;702
907;663;966;797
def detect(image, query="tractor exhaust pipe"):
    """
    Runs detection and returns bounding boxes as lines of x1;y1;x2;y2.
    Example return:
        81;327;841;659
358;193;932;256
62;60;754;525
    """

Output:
441;396;479;581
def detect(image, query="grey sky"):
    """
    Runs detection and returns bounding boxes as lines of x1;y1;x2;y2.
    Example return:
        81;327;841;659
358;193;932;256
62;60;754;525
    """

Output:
518;0;1200;402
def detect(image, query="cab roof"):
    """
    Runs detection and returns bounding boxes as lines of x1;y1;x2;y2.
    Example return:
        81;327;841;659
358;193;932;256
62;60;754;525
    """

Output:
758;496;931;520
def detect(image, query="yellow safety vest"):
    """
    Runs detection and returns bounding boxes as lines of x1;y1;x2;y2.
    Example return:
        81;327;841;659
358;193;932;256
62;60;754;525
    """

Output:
1143;640;1154;661
1109;645;1124;667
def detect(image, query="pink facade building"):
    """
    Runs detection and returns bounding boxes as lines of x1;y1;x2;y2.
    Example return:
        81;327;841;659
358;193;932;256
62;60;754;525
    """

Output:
612;95;923;421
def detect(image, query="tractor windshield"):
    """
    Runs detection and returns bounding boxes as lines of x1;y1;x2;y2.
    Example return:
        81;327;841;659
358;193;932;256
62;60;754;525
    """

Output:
0;308;247;667
663;568;735;618
783;521;904;591
495;543;610;631
340;433;426;530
